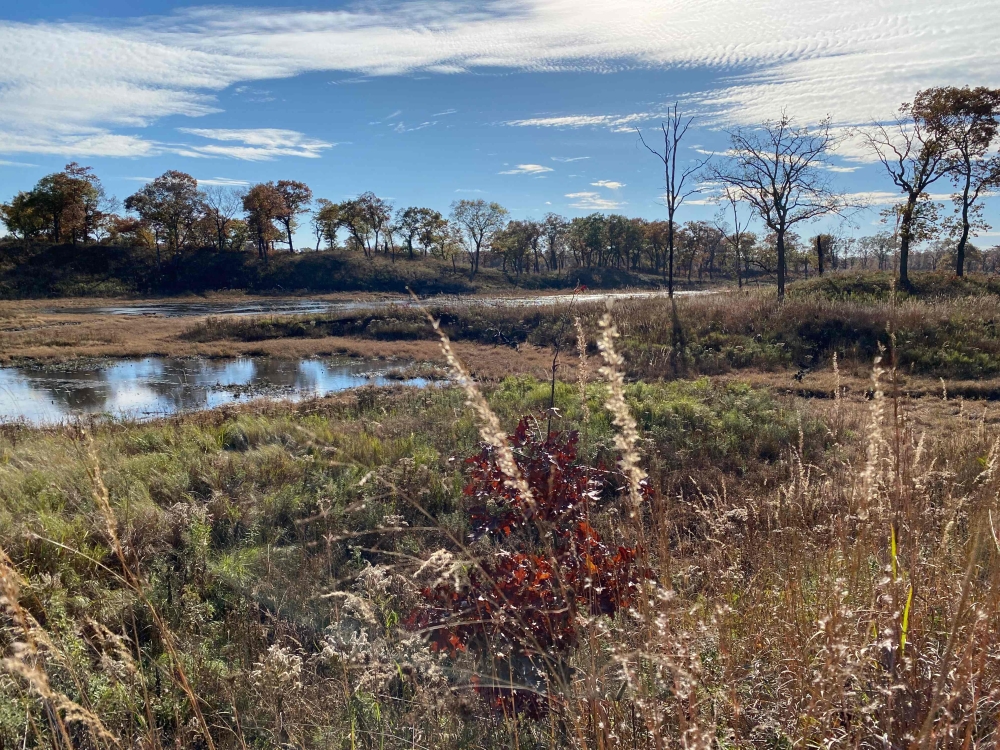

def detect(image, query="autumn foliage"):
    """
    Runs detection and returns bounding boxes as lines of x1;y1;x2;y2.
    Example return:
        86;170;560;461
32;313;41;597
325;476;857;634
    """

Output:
409;418;647;716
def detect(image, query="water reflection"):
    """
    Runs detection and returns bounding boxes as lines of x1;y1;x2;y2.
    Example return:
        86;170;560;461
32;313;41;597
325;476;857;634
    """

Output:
0;357;427;425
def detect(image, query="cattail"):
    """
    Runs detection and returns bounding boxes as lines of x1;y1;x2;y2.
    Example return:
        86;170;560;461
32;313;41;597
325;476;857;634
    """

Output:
596;304;647;510
574;316;590;427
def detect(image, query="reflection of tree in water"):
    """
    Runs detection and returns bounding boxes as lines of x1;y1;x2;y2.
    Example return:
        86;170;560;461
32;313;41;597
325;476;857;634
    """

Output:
12;362;122;414
2;356;393;423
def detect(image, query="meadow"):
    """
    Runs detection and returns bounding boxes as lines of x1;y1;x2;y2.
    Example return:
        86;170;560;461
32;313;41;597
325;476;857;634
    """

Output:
1;274;1000;748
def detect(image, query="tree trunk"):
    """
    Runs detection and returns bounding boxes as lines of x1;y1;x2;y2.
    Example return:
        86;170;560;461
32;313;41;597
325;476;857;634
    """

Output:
776;230;786;300
666;221;675;297
816;235;824;276
956;172;973;277
898;193;918;290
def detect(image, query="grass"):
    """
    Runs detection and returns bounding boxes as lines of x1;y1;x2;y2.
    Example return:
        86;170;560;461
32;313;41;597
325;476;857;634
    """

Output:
1;358;999;746
2;271;1000;746
179;287;1000;380
791;269;1000;301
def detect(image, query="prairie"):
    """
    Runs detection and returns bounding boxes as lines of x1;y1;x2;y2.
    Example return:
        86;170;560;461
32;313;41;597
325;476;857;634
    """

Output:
1;273;999;747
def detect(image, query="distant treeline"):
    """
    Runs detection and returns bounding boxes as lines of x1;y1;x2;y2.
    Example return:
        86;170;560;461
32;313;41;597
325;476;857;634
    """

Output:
3;163;997;294
5;85;1000;297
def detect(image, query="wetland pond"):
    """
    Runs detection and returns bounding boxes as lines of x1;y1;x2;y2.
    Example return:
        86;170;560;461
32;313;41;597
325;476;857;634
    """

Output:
0;357;429;426
45;289;705;318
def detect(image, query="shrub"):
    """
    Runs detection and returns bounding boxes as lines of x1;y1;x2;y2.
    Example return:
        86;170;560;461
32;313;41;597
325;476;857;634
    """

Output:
409;418;646;717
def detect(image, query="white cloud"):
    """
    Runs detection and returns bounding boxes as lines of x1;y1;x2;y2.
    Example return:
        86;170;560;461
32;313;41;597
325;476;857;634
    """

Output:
0;159;38;167
551;156;590;162
845;191;955;207
175;128;332;160
1;1;999;156
500;164;554;175
197;176;250;186
508;114;655;132
592;180;625;189
433;109;458;116
566;191;625;210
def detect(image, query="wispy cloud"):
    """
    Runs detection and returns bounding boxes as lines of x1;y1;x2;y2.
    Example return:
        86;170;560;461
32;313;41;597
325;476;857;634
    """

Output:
845;190;956;207
0;159;38;167
500;164;554;175
592;180;625;189
551;156;590;162
566;191;624;210
392;120;436;133
175;128;333;160
433;109;458;116
0;0;998;156
507;114;655;132
197;177;250;186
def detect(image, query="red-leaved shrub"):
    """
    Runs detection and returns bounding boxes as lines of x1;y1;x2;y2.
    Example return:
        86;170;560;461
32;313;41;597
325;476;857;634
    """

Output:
409;418;647;716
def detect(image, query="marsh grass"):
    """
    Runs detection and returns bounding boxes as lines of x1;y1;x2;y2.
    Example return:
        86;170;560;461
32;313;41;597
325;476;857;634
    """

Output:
0;325;999;746
176;288;1000;383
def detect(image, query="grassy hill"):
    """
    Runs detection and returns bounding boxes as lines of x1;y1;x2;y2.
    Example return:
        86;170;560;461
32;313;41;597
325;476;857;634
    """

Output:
0;241;667;298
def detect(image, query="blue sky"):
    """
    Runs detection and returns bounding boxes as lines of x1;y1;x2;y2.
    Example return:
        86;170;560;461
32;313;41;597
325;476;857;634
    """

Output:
2;0;1000;245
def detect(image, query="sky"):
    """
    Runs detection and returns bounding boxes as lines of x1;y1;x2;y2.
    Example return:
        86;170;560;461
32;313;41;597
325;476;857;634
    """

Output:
2;0;1000;245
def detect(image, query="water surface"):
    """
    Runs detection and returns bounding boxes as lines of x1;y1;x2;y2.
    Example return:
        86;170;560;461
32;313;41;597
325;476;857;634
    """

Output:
0;357;427;425
47;289;707;318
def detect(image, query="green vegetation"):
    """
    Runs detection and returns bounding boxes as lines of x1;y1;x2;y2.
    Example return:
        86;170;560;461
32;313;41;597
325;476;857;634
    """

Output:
182;284;1000;380
1;350;997;748
0;377;822;746
790;269;1000;301
0;242;667;298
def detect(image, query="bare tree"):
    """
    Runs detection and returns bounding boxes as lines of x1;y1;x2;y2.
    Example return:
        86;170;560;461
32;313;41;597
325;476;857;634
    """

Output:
712;113;843;299
202;185;245;252
715;185;752;289
636;103;707;296
862;100;952;289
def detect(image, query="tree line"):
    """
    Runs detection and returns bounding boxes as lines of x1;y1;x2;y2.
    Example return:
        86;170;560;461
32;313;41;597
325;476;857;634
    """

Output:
2;86;999;296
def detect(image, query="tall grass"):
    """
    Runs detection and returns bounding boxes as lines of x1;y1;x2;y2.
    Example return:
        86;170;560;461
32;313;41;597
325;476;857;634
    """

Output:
0;340;998;746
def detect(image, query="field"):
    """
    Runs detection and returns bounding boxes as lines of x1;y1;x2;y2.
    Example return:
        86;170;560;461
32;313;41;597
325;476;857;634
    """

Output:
2;273;1000;748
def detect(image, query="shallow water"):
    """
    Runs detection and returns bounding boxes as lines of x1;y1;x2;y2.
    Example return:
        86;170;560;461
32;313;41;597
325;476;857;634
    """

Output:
47;289;707;318
0;357;427;425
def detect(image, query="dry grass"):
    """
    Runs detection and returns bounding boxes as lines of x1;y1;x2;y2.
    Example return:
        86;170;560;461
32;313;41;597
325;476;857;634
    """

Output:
2;287;1000;747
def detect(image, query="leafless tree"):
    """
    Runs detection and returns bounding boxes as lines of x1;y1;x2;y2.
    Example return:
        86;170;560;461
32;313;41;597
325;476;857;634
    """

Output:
202;185;245;252
862;102;952;288
712;113;844;299
637;103;708;296
715;185;752;289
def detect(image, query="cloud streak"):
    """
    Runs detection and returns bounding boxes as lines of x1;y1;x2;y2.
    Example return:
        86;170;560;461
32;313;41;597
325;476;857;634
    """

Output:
566;191;624;210
0;1;998;155
500;164;554;175
175;128;333;160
